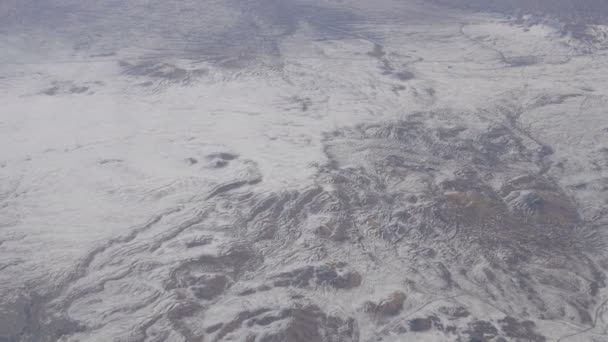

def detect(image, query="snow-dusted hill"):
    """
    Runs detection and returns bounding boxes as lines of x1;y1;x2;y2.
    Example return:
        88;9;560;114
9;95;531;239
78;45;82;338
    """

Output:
1;1;607;341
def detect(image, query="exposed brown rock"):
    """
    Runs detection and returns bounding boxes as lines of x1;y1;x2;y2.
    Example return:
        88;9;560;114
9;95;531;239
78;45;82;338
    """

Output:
364;291;407;316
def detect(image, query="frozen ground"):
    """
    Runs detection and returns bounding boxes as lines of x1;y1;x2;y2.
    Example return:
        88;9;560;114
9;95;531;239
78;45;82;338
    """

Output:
1;0;607;341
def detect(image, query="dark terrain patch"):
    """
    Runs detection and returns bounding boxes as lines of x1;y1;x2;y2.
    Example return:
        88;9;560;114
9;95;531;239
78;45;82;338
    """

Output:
409;316;440;332
206;153;238;161
205;303;358;342
119;61;207;84
99;158;123;165
184;236;213;248
271;262;362;289
289;96;313;112
368;44;386;59
394;70;415;81
0;294;85;342
40;81;95;96
465;320;498;341
205;153;238;168
190;274;232;300
364;291;407;316
392;84;406;94
184;157;198;165
505;56;539;67
90;52;116;58
167;243;259;293
68;86;89;94
439;305;470;319
41;87;59;96
498;316;546;342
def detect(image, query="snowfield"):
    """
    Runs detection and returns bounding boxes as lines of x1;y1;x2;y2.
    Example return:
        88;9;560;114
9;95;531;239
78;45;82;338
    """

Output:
1;1;608;341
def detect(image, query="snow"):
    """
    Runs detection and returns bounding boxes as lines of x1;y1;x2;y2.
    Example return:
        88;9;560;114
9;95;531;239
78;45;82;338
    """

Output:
1;1;608;341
